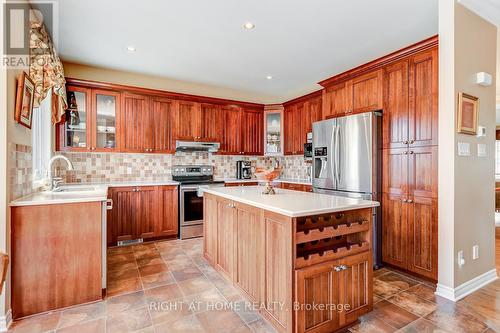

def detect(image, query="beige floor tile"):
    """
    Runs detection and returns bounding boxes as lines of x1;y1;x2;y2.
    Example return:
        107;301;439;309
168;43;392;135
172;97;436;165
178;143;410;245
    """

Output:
177;276;215;297
106;306;152;333
138;263;169;277
386;291;436;317
57;302;106;329
154;314;205;333
196;309;245;333
141;271;175;290
105;290;146;315
107;276;143;297
171;266;203;282
144;283;183;303
56;317;106;333
148;298;192;325
9;311;61;333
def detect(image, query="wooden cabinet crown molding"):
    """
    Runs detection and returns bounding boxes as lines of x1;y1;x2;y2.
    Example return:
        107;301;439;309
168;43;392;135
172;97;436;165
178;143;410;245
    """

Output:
317;35;438;88
65;78;265;110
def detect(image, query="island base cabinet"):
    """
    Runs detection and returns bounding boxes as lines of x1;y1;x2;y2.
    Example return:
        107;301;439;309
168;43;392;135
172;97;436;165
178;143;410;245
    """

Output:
294;251;372;333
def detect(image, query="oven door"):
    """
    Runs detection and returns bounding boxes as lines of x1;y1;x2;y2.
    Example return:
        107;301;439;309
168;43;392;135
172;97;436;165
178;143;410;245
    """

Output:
180;185;204;227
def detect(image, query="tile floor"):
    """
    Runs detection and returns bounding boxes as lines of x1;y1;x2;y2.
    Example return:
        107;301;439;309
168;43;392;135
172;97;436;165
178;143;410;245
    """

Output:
8;237;500;333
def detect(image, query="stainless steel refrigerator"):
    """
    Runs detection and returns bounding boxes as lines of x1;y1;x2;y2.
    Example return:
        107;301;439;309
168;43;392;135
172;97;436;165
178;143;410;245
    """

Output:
312;111;382;268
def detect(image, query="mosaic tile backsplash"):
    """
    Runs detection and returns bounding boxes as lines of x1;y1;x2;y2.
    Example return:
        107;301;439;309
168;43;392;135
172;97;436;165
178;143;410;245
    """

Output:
55;151;311;183
10;144;37;200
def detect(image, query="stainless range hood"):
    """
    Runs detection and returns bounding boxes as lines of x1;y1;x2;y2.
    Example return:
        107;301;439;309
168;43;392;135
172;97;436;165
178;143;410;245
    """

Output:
175;140;220;153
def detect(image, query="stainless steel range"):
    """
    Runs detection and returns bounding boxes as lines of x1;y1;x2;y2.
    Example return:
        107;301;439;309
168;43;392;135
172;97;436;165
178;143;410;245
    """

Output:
172;165;224;239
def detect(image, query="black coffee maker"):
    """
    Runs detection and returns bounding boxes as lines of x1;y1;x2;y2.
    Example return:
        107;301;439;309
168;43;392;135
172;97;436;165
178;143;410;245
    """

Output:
236;161;252;179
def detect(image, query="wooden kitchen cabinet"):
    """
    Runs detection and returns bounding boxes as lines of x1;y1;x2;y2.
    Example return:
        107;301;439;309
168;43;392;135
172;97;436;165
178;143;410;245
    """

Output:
279;182;313;192
57;86;121;152
323;81;351;119
295;261;339;333
350;69;383;114
152;97;175;153
174;100;202;141
241;108;264;155
107;185;179;245
322;69;383;119
338;251;372;326
136;186;158;239
295;251;371;332
201;103;223;142
108;187;138;245
284;104;303;155
383;60;409;149
383;49;438;149
382;193;408;268
221;105;242;154
303;96;322;133
12;202;102;318
156;185;179;237
203;193;218;264
234;201;265;302
408;48;438;147
121;93;152;153
381;145;437;279
216;197;237;280
406;196;438;280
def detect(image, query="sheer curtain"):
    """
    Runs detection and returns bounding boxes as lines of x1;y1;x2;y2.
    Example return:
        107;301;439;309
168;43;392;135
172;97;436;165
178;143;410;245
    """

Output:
32;90;52;185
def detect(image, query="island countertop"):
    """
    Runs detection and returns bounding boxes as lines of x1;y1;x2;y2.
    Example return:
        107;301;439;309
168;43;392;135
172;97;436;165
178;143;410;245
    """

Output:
202;185;379;217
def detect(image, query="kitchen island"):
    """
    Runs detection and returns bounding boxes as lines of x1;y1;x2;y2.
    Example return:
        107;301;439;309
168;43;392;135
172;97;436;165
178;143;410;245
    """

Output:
202;186;379;333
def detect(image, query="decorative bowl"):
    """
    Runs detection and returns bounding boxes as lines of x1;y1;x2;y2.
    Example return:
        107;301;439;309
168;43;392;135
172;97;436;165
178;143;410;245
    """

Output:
254;167;282;194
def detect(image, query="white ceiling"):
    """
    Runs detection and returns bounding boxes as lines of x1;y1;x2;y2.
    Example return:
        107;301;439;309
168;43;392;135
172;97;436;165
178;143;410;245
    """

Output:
54;0;438;103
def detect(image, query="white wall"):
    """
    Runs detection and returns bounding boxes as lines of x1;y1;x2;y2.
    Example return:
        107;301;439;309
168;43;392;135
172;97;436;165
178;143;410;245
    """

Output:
438;0;497;299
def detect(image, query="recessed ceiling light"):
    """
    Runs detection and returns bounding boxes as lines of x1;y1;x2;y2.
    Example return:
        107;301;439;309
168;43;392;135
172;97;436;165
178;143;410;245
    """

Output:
126;46;136;52
266;75;273;80
242;22;255;30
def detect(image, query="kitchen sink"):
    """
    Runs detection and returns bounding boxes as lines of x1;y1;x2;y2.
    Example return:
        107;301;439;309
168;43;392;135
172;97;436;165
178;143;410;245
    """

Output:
51;185;100;193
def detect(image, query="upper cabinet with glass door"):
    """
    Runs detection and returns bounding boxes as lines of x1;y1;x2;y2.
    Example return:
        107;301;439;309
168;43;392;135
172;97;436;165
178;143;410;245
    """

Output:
61;86;91;151
92;90;120;151
264;110;283;156
57;86;121;152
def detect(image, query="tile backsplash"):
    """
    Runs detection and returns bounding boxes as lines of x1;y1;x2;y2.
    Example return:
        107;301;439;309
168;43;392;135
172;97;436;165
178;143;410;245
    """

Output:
10;143;37;200
55;151;311;183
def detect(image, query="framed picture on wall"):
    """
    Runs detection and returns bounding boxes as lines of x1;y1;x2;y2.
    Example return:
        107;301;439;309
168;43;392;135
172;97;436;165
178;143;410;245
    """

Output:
457;92;479;135
14;72;35;129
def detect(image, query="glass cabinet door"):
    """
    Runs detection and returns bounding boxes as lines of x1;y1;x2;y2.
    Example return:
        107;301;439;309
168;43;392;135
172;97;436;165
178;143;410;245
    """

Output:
92;90;120;151
264;110;283;155
64;86;91;150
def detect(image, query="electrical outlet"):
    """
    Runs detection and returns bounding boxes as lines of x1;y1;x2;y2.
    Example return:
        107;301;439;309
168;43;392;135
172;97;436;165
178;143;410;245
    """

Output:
473;245;479;260
458;250;465;267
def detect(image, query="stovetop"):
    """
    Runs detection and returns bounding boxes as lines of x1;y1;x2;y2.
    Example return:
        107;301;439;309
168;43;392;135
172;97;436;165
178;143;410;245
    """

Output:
172;165;223;185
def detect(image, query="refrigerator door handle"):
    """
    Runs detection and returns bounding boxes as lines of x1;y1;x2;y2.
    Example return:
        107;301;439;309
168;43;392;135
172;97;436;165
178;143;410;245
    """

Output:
335;124;341;185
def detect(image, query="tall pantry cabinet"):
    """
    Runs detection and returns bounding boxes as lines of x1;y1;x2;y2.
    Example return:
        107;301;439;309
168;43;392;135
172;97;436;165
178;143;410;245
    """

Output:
382;47;438;280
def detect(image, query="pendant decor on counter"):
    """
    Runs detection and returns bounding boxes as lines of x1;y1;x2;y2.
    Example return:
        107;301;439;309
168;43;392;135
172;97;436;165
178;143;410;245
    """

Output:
254;167;282;194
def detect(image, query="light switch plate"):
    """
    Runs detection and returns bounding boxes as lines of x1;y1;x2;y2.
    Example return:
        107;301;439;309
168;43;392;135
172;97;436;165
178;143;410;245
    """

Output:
477;144;487;157
458;142;470;156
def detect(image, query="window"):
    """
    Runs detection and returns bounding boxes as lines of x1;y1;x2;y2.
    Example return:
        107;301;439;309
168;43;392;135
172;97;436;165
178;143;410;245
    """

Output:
32;90;52;186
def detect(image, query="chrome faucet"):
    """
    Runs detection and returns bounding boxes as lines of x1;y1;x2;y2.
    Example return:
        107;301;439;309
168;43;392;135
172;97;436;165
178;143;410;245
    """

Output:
47;155;74;191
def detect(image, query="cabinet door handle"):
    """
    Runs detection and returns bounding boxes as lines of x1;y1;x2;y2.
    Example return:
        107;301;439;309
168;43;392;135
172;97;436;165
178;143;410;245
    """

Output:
339;264;348;271
409;140;415;144
403;140;409;145
407;199;413;203
333;266;342;272
403;151;408;155
409;151;414;154
402;199;407;203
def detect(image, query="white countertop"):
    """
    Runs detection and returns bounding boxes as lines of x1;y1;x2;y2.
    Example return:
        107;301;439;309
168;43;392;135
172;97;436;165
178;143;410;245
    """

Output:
220;178;312;185
10;180;180;207
202;186;379;217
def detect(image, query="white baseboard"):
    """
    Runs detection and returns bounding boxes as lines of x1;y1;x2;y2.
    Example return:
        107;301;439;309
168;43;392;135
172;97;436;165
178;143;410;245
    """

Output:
436;269;498;302
0;309;12;332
